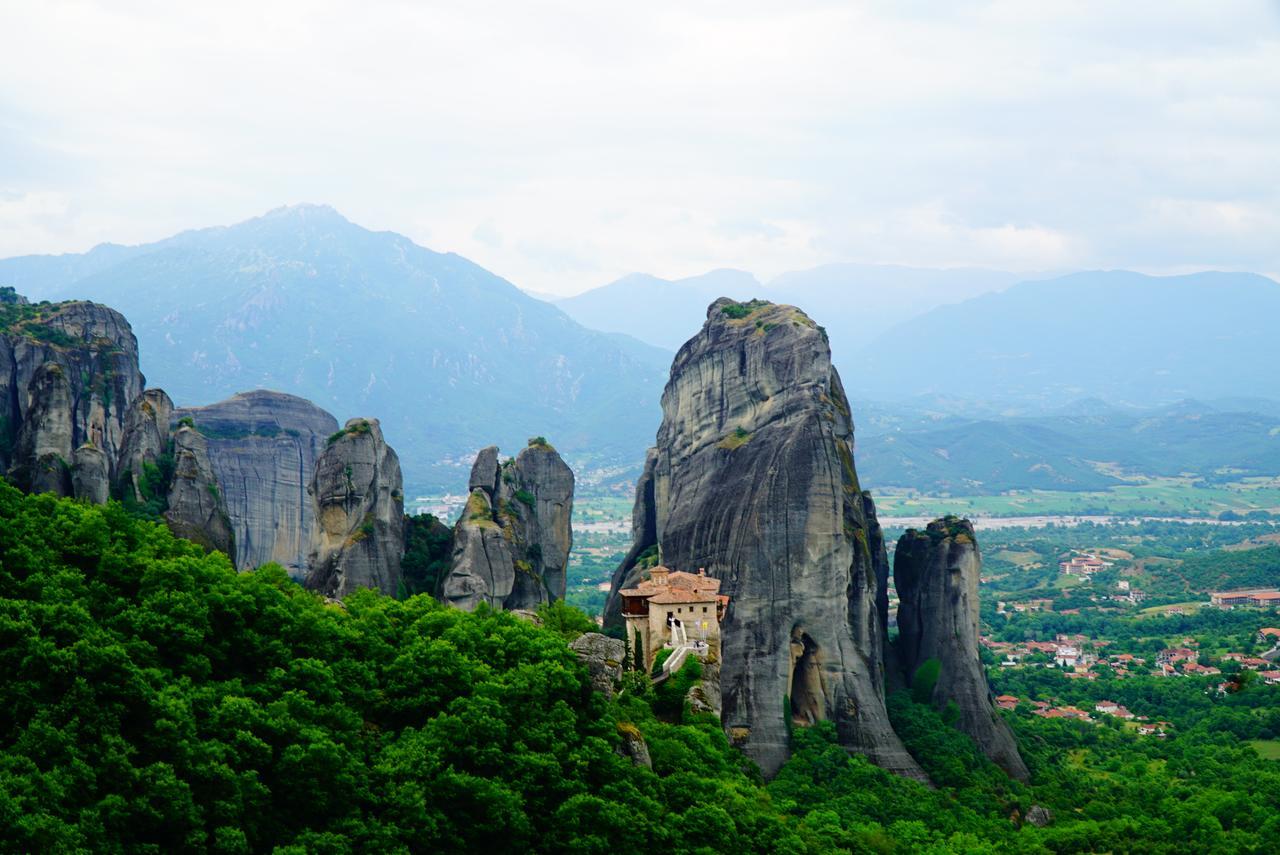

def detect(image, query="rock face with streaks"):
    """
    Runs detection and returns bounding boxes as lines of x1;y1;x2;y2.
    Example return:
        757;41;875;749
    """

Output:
116;389;175;504
894;517;1030;781
605;298;926;780
164;425;236;556
71;444;110;505
10;363;75;495
1;298;143;496
305;418;404;597
173;391;339;576
570;632;626;699
440;439;575;611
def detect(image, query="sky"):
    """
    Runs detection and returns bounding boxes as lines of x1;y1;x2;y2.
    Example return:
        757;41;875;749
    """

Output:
1;1;1278;296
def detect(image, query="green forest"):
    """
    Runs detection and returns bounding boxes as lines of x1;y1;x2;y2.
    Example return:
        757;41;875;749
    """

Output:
2;483;1280;853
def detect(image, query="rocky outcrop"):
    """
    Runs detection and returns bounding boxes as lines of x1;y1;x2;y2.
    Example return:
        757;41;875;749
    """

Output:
305;418;404;597
894;517;1029;781
164;426;235;556
173;391;339;576
443;488;518;609
1025;805;1053;827
71;444;110;504
605;298;926;781
116;389;174;504
10;363;74;495
440;439;575;611
1;299;143;489
570;632;625;698
687;659;722;717
615;723;652;770
469;445;500;493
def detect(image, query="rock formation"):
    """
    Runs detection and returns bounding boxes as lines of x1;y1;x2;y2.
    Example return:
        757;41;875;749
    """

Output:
615;722;652;769
440;438;574;611
687;660;722;717
305;418;405;597
163;426;236;556
443;488;518;609
570;632;625;698
605;298;926;781
173;391;338;576
116;389;174;504
0;299;143;492
894;517;1030;781
71;444;110;505
10;363;74;495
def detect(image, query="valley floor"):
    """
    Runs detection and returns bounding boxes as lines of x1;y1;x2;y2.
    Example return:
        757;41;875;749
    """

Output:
873;477;1280;520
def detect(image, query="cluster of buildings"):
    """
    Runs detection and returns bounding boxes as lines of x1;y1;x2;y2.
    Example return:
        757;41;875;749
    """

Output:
995;695;1172;735
984;634;1105;673
983;628;1280;682
1112;579;1147;605
1210;589;1280;608
995;579;1147;616
1155;638;1280;678
1059;552;1115;576
998;598;1055;615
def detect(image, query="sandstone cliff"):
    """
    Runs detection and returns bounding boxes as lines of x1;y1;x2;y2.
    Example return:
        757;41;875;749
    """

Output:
606;298;926;780
173;391;339;576
164;425;236;556
116;389;174;504
1;298;143;496
894;517;1029;781
305;418;405;597
440;438;574;611
71;444;110;504
10;363;74;495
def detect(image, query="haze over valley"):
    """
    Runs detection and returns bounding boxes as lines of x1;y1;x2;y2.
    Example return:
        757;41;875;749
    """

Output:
6;206;1278;505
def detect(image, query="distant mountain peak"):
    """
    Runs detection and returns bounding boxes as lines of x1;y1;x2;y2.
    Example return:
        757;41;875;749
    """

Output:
260;202;348;222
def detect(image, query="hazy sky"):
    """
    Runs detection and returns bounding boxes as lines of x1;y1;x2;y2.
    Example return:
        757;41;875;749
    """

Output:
2;1;1278;295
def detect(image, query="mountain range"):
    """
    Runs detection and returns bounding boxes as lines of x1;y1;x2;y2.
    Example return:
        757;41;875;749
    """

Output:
553;263;1027;359
4;207;1279;496
0;205;668;491
850;269;1280;407
853;397;1280;493
556;266;1280;409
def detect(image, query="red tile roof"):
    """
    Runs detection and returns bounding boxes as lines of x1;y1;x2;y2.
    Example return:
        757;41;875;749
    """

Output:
620;567;726;606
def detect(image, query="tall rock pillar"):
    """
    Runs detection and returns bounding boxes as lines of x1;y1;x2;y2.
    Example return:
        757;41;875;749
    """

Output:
305;418;405;597
606;298;926;781
894;517;1030;781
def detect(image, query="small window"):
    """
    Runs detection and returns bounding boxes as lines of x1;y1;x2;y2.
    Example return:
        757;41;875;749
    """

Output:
703;606;708;613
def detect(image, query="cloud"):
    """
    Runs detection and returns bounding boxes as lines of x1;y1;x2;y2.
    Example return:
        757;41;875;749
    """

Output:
0;190;72;254
0;1;1276;292
471;220;503;249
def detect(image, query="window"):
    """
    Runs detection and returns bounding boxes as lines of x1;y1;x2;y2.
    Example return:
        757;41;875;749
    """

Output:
703;606;708;613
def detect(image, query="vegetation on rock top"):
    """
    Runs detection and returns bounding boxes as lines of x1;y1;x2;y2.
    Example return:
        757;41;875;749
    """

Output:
719;298;772;320
327;419;373;446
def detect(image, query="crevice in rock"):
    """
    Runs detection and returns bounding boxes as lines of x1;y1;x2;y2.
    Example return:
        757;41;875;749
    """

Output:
789;630;826;726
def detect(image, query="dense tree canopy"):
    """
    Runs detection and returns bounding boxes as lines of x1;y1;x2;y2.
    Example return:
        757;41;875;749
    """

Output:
1;483;1278;853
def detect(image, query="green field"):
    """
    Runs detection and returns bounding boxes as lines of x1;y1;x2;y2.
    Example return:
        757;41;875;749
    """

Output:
874;477;1280;519
1248;739;1280;760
